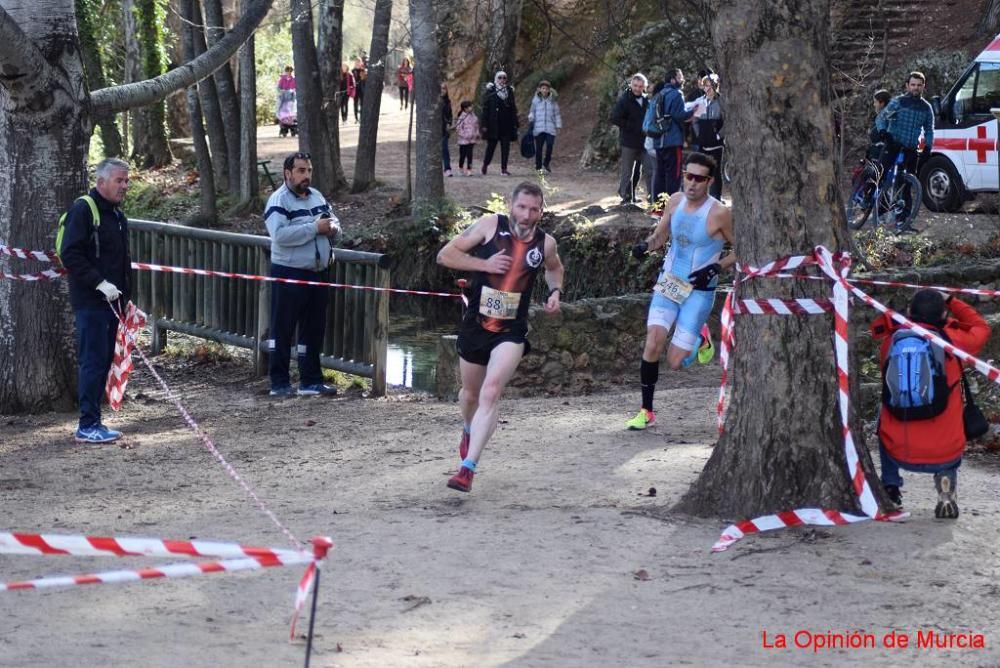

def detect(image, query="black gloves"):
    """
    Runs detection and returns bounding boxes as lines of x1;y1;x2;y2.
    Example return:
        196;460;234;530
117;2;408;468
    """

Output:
632;242;649;259
688;263;721;289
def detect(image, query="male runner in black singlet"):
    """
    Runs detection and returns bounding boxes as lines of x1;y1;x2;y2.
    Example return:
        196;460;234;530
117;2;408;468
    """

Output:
436;182;565;492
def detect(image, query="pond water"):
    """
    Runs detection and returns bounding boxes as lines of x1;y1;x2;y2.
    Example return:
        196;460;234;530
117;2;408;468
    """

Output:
386;303;460;393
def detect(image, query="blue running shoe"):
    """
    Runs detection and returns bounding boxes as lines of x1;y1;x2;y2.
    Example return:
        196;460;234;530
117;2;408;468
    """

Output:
75;424;121;444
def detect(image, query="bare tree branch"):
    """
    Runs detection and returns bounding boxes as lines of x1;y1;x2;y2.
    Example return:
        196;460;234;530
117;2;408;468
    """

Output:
89;0;274;115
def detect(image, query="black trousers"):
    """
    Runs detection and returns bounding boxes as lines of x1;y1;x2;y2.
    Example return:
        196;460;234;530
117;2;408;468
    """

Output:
534;133;555;169
340;94;349;122
483;139;511;171
268;263;329;389
459;144;474;169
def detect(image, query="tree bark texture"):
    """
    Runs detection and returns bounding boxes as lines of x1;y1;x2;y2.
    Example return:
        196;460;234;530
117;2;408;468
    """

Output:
0;0;271;412
678;0;886;518
981;0;1000;36
480;0;522;84
0;0;88;412
290;0;336;195
237;0;258;206
181;0;217;223
202;0;241;192
126;0;173;168
317;0;349;194
191;0;230;192
123;0;144;159
409;0;444;206
352;0;392;193
75;0;123;157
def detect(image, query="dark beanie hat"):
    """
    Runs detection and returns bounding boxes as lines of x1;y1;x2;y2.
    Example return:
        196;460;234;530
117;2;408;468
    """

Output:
909;289;946;327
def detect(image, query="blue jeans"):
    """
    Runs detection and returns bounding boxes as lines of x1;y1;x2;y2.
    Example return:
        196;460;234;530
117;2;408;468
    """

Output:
268;263;329;389
534;132;555;169
879;441;961;488
442;134;452;171
75;308;118;429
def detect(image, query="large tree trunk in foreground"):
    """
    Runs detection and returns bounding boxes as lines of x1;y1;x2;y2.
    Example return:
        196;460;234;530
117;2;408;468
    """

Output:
0;0;85;413
0;0;273;413
317;0;349;194
291;0;336;195
409;0;445;207
352;0;392;193
677;0;888;518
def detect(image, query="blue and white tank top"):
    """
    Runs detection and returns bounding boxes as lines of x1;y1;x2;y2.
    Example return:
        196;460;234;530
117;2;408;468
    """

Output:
661;196;724;289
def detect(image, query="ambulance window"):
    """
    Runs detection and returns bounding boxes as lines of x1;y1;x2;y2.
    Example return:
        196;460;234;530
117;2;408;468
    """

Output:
971;62;1000;114
953;67;977;122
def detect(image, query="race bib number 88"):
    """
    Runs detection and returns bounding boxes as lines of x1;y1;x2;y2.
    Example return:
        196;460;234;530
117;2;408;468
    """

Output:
653;273;693;304
479;286;520;319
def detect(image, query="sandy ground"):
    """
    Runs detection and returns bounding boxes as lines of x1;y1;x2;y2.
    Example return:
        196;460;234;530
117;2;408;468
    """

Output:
2;350;1000;667
5;94;1000;667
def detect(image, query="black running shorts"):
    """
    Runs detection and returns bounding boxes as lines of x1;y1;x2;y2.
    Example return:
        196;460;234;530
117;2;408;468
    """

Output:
456;324;530;366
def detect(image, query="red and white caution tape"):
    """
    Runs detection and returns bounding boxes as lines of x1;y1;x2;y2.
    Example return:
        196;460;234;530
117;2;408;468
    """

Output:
106;302;146;410
0;244;58;263
716;292;734;434
130;261;461;299
0;269;66;281
733;298;833;316
0;532;332;640
712;247;908;553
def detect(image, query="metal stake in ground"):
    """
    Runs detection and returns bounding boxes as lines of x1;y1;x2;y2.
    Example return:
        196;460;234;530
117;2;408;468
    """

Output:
303;537;333;668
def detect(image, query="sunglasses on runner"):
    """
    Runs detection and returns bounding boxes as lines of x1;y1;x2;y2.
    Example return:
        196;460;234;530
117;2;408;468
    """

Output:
683;172;711;183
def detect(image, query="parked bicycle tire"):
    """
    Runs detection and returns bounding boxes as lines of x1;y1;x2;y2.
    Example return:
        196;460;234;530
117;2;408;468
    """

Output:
876;172;921;231
846;172;876;230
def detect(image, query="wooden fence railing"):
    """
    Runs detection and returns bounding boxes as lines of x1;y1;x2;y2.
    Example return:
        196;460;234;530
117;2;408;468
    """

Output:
128;219;389;396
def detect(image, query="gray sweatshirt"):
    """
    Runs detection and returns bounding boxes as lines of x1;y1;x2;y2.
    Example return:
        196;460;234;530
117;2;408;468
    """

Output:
264;184;339;270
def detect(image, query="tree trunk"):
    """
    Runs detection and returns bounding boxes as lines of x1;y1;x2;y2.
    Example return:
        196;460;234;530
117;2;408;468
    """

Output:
0;0;273;413
290;0;336;195
202;0;242;192
0;0;89;412
76;0;123;157
191;0;230;191
123;0;144;158
409;0;445;208
237;0;259;207
480;0;522;85
352;0;392;193
317;0;349;194
677;0;888;517
981;0;1000;36
181;0;217;223
130;0;173;168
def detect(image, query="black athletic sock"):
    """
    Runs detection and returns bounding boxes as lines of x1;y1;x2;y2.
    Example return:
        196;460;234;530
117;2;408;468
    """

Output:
640;359;659;412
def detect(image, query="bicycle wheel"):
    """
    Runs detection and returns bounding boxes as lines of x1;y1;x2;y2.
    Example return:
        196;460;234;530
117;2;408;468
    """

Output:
846;175;876;230
876;173;921;231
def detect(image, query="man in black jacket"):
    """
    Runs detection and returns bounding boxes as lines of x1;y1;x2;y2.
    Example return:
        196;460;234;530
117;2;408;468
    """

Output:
611;74;651;205
60;158;132;444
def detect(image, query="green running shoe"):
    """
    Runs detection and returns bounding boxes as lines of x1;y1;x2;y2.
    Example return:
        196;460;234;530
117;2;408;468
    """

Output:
625;408;656;430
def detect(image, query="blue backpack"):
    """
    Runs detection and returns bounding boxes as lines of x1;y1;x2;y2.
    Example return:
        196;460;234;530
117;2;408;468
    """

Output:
642;90;670;138
882;329;953;420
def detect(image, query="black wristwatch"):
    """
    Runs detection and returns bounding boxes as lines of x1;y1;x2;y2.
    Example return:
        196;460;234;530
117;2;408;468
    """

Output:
547;287;562;299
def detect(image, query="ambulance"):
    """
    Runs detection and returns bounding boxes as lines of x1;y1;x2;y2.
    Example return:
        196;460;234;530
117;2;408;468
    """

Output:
923;33;1000;211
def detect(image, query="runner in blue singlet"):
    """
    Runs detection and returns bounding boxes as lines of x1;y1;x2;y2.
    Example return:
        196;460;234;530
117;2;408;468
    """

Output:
626;152;736;430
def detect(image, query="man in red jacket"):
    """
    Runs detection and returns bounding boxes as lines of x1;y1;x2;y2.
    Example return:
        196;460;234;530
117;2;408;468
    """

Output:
871;290;990;518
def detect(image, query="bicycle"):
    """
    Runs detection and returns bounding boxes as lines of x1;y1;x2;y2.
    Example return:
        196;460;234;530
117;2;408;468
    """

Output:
847;146;922;232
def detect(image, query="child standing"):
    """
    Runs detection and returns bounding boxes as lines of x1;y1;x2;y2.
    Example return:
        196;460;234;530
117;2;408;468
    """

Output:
455;101;480;176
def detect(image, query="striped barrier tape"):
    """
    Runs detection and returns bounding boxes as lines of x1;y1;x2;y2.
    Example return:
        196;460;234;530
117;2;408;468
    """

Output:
106;302;146;411
733;298;833;316
0;532;332;640
0;269;66;281
0;243;58;262
712;247;908;552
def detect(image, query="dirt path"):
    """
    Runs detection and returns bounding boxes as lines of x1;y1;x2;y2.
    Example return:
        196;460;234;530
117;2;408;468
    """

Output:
256;92;633;218
2;350;1000;666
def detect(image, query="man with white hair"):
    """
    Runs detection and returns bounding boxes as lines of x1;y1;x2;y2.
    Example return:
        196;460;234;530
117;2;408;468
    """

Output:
60;157;132;443
611;73;652;205
264;152;342;398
